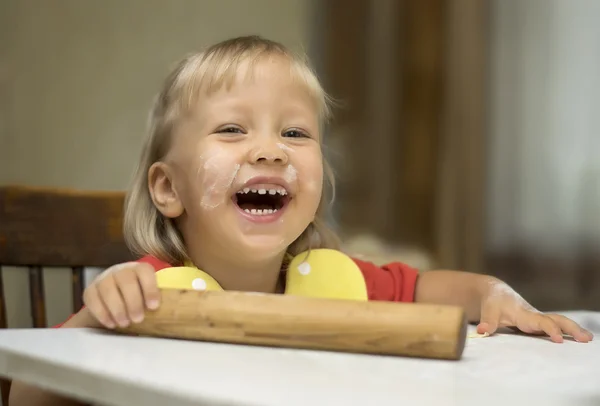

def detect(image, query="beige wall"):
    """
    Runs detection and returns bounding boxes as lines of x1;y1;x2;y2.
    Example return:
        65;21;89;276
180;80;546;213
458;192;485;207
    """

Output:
0;0;315;327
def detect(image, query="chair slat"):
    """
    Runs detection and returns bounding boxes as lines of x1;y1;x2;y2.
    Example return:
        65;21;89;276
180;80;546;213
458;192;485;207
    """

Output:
0;267;6;329
71;266;85;314
28;266;47;328
1;379;9;406
1;269;12;405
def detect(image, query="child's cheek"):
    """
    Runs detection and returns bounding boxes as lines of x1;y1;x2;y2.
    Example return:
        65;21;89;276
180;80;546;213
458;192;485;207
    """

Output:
277;143;322;193
197;146;241;210
295;155;323;195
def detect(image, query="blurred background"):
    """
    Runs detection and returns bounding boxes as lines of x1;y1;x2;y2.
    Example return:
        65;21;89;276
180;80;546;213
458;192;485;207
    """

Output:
0;0;598;328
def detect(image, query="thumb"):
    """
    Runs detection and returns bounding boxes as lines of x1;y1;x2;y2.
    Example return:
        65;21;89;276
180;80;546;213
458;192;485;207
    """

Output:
477;303;501;335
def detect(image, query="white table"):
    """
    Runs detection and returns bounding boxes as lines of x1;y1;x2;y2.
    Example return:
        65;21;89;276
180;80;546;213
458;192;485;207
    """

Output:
0;311;598;406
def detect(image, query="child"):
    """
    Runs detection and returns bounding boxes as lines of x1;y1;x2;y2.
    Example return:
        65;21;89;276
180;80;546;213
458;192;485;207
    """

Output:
10;35;592;406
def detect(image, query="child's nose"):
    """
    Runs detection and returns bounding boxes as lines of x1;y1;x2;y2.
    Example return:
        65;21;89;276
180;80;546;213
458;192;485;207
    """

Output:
248;140;289;165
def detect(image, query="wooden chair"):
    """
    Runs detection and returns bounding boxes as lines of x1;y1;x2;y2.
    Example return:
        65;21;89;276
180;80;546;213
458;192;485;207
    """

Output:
0;185;134;405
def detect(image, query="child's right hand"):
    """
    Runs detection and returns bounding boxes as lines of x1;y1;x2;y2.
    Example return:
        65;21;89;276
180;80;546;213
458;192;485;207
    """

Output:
82;262;160;328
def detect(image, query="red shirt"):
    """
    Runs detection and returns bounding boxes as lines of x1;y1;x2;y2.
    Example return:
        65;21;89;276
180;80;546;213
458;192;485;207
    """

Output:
55;255;418;327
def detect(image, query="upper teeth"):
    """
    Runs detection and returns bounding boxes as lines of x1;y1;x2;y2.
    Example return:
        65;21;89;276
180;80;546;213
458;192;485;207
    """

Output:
238;187;287;196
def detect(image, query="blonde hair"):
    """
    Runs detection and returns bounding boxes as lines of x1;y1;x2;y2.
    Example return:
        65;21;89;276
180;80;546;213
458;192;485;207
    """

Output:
124;35;340;265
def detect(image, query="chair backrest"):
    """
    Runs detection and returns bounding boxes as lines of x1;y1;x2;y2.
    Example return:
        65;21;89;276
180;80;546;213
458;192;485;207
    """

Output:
0;185;135;329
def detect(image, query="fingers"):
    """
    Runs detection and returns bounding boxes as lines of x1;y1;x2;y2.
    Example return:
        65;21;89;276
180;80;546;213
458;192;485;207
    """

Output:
477;303;502;335
135;263;161;310
97;272;131;328
547;314;594;343
535;316;564;343
113;268;146;324
83;284;116;329
515;312;563;342
83;262;160;329
517;313;595;343
113;262;160;323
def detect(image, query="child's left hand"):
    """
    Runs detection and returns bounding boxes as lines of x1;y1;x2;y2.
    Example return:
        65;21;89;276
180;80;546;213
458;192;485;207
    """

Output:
476;281;594;343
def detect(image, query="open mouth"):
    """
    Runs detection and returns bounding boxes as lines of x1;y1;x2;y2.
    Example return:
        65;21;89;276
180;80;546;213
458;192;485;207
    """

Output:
233;186;290;215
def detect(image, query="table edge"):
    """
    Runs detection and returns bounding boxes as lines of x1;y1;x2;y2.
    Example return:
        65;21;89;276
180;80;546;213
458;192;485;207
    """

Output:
0;348;242;406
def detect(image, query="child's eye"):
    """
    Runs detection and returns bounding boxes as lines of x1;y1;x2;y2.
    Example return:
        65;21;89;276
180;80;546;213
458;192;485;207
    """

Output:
282;129;309;138
217;126;244;134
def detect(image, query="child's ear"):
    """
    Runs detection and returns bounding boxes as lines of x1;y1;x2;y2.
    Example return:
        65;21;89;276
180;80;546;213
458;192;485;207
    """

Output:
148;162;184;218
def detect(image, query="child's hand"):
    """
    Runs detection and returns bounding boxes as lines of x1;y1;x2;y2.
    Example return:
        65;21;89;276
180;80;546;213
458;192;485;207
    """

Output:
476;281;593;343
82;262;160;329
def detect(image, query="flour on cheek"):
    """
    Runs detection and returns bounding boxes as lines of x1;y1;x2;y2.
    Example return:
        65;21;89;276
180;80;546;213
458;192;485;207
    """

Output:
198;149;241;210
277;142;294;153
283;164;298;184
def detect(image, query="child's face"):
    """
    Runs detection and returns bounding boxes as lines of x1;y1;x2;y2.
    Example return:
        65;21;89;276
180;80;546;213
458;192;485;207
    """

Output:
154;57;323;261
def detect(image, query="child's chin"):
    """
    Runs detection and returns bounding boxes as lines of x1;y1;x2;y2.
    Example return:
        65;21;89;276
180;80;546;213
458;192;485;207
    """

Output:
235;234;291;258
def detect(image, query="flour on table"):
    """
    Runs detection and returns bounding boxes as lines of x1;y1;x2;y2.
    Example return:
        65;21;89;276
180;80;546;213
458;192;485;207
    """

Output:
468;332;490;339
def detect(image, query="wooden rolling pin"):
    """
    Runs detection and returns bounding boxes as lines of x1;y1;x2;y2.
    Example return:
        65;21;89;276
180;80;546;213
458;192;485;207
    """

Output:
117;289;468;360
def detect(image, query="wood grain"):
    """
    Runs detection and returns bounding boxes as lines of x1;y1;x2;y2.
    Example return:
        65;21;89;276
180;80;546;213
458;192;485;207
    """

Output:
71;266;85;314
0;379;8;406
0;268;6;329
0;268;8;405
118;289;468;360
321;0;449;252
0;185;134;267
435;0;488;273
394;0;446;250
28;266;47;328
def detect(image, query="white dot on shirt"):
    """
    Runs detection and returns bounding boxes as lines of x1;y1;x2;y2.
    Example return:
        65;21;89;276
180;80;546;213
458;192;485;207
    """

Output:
297;262;311;275
192;278;207;290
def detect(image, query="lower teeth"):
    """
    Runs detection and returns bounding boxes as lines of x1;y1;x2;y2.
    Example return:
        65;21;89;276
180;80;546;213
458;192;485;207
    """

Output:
244;208;277;215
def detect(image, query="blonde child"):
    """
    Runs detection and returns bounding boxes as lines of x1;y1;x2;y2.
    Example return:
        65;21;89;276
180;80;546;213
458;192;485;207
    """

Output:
10;35;592;406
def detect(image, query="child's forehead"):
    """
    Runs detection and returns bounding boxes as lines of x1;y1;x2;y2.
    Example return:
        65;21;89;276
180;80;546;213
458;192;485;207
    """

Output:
178;53;321;113
207;55;310;95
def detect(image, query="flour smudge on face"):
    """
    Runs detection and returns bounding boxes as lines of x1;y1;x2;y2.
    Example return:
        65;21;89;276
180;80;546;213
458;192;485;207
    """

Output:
277;143;294;153
283;164;297;184
199;148;241;209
